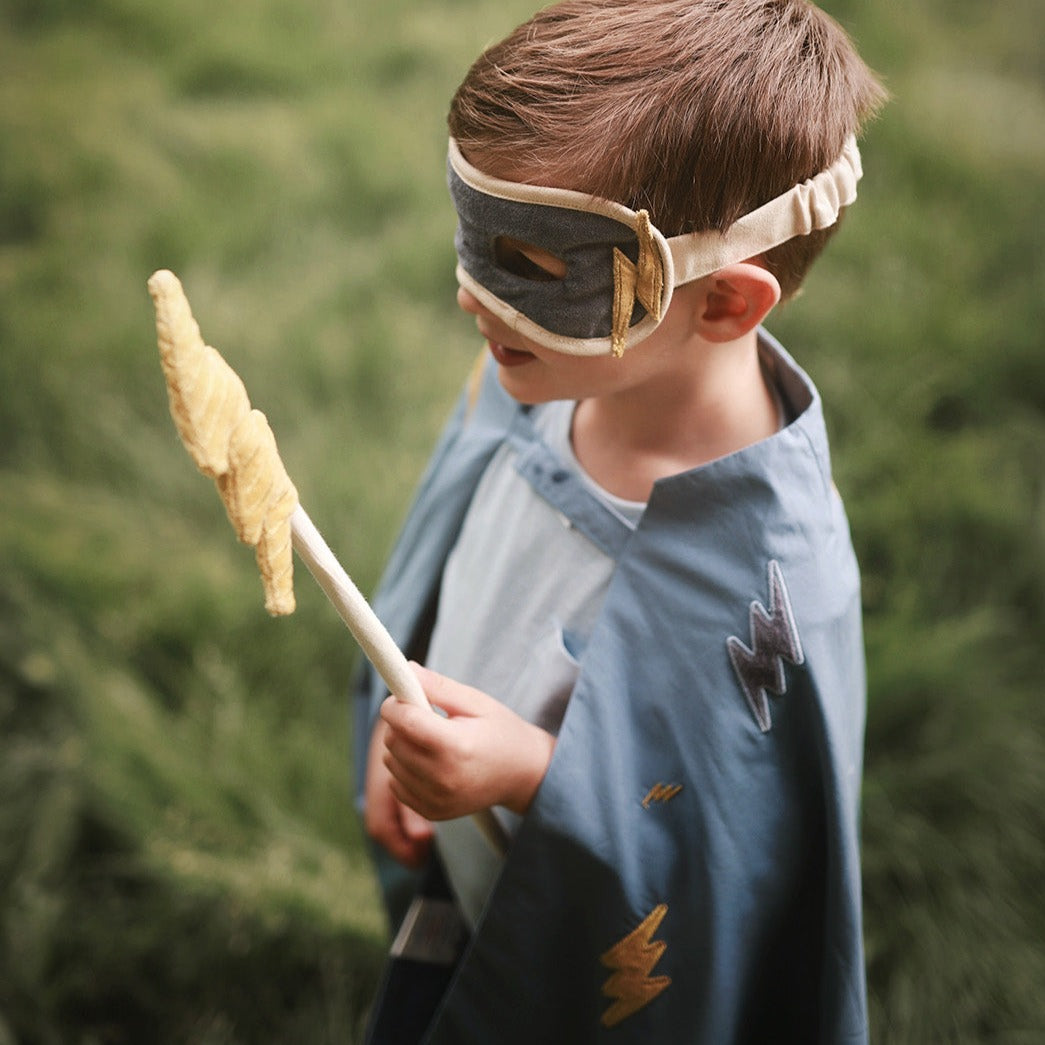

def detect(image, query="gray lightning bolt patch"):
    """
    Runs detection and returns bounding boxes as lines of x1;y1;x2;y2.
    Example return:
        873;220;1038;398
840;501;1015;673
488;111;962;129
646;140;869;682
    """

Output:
727;560;804;732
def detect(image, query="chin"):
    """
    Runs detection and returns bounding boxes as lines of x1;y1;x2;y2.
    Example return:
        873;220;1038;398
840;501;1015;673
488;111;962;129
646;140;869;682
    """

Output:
495;368;564;406
497;371;541;404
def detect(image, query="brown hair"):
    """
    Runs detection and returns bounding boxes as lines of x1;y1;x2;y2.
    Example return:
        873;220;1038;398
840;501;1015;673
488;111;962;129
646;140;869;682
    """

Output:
448;0;886;299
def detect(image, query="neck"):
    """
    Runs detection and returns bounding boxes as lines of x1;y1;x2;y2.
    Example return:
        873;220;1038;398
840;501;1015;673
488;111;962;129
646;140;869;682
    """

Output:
572;329;779;501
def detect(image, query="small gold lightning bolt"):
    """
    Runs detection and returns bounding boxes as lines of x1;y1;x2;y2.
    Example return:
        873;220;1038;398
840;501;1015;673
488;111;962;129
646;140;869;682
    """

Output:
599;903;671;1028
642;782;683;809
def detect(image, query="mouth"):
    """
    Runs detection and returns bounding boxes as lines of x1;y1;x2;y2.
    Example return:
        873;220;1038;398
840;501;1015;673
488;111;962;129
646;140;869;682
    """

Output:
487;339;535;368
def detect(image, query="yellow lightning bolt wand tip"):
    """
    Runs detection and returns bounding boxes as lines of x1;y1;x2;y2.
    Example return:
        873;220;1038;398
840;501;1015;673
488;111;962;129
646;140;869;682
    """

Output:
147;269;507;855
145;267;420;692
148;269;251;480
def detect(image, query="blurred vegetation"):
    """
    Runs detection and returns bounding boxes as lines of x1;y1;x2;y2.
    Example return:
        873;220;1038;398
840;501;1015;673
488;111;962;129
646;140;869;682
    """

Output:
0;0;1042;1041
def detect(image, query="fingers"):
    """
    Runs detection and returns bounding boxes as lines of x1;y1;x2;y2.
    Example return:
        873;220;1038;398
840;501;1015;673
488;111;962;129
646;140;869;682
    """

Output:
363;716;433;869
378;666;556;819
379;666;495;759
398;799;435;845
389;799;434;869
379;692;482;820
409;662;500;718
368;793;433;869
380;694;442;751
382;716;467;820
387;770;444;824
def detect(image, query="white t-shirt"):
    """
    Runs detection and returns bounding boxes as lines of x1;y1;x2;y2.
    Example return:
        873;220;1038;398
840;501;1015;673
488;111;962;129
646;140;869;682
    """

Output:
427;400;642;927
427;399;641;726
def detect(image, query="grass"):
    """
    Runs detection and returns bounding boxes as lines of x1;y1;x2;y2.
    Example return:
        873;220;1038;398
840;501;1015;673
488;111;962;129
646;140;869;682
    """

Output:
1;0;1043;1040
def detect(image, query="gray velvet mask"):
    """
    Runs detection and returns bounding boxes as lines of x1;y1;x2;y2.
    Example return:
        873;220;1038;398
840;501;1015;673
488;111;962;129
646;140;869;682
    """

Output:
447;137;862;357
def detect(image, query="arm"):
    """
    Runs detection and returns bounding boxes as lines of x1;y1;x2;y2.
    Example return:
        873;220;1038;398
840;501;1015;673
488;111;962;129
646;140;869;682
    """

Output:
379;663;556;821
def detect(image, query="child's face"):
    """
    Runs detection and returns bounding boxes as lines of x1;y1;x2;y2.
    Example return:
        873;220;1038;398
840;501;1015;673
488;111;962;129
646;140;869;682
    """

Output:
456;277;706;406
453;147;706;404
449;134;861;371
448;140;674;359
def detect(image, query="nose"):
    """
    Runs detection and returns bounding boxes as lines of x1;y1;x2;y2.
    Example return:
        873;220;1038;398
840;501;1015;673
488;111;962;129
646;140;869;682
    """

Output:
456;286;485;316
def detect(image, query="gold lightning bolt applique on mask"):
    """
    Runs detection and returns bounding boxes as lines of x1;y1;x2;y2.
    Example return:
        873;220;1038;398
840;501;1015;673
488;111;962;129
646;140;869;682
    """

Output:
599;903;671;1028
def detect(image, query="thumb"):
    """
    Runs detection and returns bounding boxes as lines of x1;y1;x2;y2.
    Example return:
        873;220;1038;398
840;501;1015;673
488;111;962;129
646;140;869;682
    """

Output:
410;662;493;719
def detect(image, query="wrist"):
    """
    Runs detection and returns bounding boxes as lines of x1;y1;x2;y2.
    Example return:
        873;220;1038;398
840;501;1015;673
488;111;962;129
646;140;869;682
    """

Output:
502;724;555;816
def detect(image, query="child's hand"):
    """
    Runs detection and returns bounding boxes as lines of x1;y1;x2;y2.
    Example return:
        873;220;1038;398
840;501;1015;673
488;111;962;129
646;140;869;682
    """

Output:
380;663;556;821
364;716;434;868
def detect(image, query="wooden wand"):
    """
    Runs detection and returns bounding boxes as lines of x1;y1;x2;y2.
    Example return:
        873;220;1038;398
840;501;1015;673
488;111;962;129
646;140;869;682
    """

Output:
147;269;507;855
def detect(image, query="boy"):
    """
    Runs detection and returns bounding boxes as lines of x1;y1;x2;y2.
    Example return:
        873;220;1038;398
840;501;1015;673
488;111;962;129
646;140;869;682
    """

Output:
353;1;886;1041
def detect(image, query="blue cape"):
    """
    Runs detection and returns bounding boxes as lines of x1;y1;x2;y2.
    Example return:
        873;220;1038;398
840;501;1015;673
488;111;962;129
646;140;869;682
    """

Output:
353;331;868;1043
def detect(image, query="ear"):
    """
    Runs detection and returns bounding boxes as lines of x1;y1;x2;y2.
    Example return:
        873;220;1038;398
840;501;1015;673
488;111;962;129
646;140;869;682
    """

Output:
695;263;781;344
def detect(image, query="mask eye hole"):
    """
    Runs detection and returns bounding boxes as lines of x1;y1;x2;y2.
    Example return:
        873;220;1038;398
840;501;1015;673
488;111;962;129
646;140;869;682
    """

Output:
494;236;567;282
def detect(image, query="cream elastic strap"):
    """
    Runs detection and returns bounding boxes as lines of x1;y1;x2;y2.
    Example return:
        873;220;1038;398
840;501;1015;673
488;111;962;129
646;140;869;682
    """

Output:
667;136;862;284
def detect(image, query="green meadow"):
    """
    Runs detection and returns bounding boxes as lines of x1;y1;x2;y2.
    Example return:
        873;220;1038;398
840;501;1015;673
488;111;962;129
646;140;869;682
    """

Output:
1;0;1042;1040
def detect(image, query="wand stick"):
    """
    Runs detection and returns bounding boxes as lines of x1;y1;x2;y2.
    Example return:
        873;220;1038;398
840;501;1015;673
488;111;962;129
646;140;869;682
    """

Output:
147;269;507;854
288;503;428;707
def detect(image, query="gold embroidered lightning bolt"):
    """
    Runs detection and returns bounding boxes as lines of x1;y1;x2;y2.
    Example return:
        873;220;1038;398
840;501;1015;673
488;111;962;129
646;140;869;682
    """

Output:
642;782;683;809
599;903;672;1028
